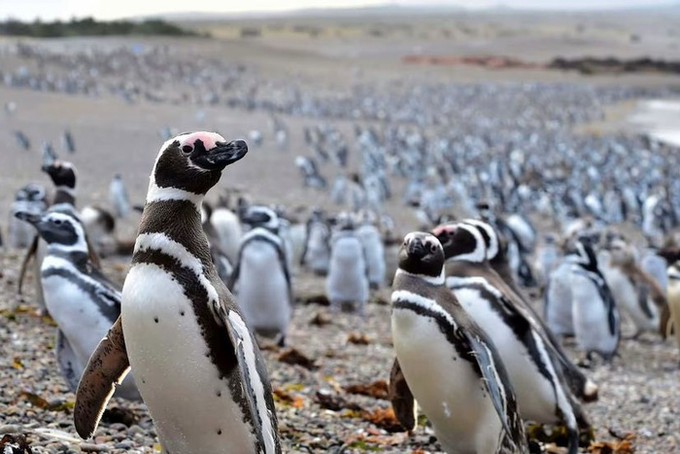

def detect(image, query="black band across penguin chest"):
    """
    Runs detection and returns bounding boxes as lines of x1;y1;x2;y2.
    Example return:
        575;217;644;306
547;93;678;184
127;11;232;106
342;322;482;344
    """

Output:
134;200;258;436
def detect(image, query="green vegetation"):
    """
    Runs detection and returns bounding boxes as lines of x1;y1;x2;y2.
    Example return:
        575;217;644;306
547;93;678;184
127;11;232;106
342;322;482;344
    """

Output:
0;17;208;38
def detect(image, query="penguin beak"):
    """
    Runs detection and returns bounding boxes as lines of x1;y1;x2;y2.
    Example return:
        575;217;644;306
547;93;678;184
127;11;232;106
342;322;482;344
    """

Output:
406;238;426;259
192;140;248;171
14;211;41;225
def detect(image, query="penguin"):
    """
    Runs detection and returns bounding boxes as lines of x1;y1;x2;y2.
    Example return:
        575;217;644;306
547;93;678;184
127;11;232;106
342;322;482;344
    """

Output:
13;210;139;400
62;129;76;153
301;209;331;275
598;238;666;338
13;130;30;150
666;262;680;354
356;211;386;290
460;219;598;402
326;217;369;314
7;183;47;249
570;238;620;362
17;161;100;314
109;174;131;219
228;205;293;347
209;204;243;265
433;222;587;454
79;206;117;257
545;259;577;338
73;131;281;454
390;231;527;454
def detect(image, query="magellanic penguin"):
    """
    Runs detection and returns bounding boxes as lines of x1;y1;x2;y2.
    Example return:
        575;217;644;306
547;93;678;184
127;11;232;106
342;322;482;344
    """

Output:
229;205;293;347
18;161;101;314
433;222;588;454
391;231;527;454
356;210;386;290
460;219;598;403
326;216;369;314
598;238;667;338
109;174;131;219
13;209;139;400
8;183;47;249
666;262;680;355
570;238;620;362
74;132;281;454
301;208;331;275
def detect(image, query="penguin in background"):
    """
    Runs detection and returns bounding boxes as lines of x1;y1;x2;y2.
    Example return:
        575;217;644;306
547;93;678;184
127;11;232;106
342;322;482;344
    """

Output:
209;192;243;265
13;209;139;400
456;219;598;402
598;237;667;338
229;205;293;347
356;210;386;290
109;174;131;219
326;214;369;314
570;237;620;362
432;222;589;454
390;231;527;454
73;131;281;454
301;208;331;275
7;183;47;249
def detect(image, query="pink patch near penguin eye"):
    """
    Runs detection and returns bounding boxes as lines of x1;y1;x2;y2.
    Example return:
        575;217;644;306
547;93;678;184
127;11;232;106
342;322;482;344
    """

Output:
431;225;449;236
179;132;226;151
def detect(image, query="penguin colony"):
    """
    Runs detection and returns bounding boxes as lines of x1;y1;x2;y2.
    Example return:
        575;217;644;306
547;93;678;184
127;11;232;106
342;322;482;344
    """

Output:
3;124;680;454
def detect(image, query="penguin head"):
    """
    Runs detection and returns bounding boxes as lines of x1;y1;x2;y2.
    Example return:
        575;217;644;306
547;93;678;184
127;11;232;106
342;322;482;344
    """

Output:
42;161;76;189
14;211;87;250
242;205;280;233
399;232;444;278
432;222;487;263
153;132;248;195
461;219;501;261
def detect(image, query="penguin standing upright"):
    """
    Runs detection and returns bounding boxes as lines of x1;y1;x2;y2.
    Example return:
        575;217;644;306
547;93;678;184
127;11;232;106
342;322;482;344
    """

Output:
356;211;386;290
570;238;620;361
13;210;139;400
74;132;280;454
8;183;47;249
390;231;526;454
326;216;369;314
109;174;131;219
229;205;293;347
598;238;666;338
461;219;597;402
433;222;588;454
301;209;331;275
18;161;93;314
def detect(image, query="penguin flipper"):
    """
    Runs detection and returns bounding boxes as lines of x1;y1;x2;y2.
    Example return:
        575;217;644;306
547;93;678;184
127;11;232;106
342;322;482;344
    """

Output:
388;357;417;432
225;309;280;453
56;330;82;392
17;235;39;295
74;316;131;440
465;332;525;449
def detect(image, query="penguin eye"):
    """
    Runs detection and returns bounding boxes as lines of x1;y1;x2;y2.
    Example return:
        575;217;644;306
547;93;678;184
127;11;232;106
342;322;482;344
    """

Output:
53;219;63;225
448;230;454;237
182;145;193;154
429;243;437;253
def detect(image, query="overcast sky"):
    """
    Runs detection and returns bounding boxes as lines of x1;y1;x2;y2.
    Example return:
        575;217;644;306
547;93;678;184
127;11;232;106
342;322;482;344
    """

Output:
0;0;675;21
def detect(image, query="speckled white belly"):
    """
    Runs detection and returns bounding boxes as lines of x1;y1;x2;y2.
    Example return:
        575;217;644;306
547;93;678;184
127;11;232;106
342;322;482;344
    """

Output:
391;307;501;454
122;264;258;454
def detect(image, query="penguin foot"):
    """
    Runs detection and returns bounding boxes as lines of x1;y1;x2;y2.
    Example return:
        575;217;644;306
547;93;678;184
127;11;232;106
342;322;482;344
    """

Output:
277;334;286;348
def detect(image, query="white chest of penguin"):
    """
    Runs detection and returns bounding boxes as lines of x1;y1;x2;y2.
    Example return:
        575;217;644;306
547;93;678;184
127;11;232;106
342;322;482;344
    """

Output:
391;307;500;454
41;259;111;362
121;264;258;454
